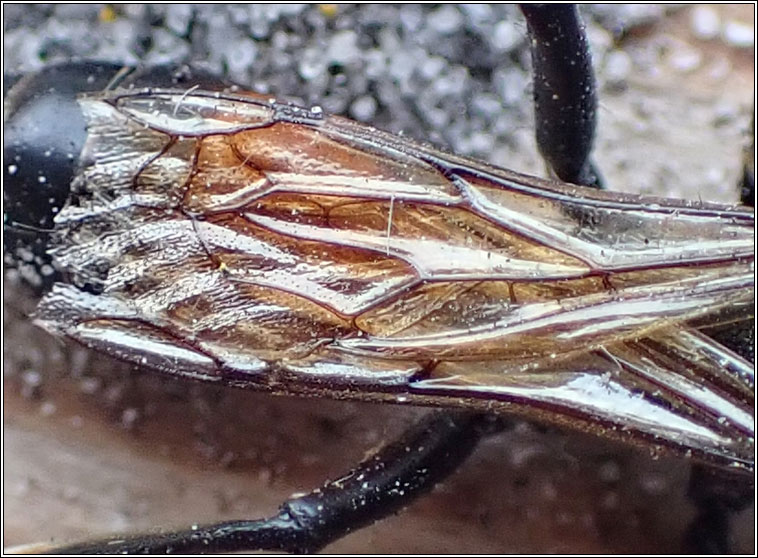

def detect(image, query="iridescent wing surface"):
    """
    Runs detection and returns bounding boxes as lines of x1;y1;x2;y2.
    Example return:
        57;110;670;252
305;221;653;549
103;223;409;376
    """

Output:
35;89;755;471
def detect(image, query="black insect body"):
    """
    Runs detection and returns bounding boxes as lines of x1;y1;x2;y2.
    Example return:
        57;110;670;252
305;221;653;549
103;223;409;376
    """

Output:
3;5;754;554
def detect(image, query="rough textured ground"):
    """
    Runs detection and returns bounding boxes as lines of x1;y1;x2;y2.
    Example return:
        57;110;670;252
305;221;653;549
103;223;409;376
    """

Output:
3;4;755;553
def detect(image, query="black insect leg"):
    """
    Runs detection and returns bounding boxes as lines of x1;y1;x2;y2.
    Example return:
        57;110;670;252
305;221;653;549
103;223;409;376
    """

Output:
739;112;754;207
740;161;754;207
48;412;502;554
520;4;603;188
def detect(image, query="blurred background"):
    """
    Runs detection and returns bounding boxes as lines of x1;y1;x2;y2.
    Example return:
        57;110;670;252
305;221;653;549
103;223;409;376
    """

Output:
3;4;754;553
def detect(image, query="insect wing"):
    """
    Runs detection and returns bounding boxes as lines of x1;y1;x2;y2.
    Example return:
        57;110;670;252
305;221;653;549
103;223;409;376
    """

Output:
35;89;754;471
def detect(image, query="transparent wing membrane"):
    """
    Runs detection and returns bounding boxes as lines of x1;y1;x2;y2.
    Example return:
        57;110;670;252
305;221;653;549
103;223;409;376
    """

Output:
36;89;755;471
